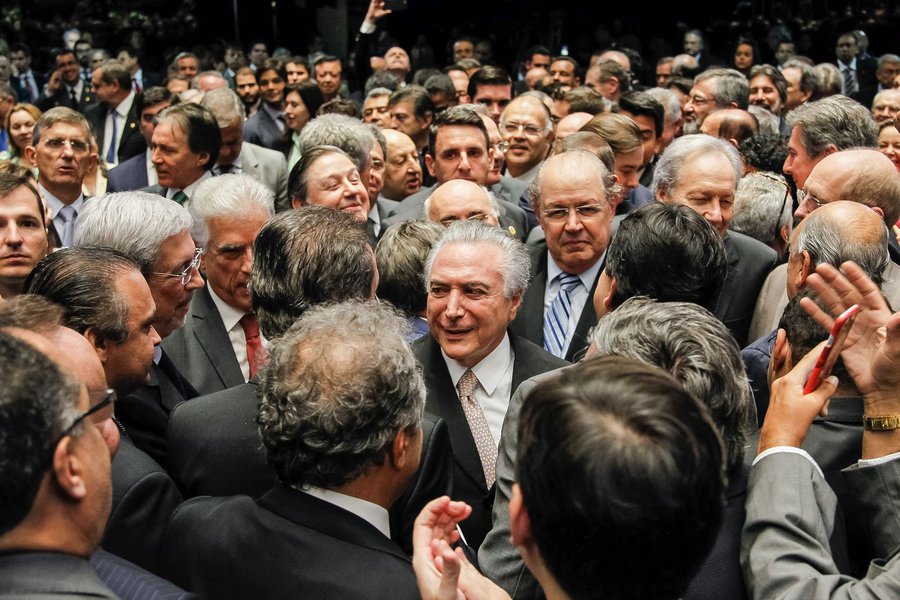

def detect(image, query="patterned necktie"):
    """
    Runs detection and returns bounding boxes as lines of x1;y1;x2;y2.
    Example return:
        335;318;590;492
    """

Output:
240;314;266;379
543;272;582;358
59;205;77;247
842;66;857;95
456;369;497;488
105;109;118;164
171;190;188;205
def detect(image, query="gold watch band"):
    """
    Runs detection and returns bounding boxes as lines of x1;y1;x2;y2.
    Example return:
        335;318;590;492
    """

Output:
863;415;900;431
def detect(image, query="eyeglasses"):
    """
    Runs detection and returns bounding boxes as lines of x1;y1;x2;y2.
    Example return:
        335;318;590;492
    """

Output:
152;247;202;285
440;213;494;227
41;137;90;153
797;188;824;211
541;204;607;222
756;172;792;243
493;141;510;154
688;95;712;107
47;388;116;463
501;121;544;137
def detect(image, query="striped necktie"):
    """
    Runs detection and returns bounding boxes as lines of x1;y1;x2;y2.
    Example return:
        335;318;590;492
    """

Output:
543;272;581;358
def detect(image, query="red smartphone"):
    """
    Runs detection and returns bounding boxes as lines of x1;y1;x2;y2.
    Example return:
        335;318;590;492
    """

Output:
803;304;861;394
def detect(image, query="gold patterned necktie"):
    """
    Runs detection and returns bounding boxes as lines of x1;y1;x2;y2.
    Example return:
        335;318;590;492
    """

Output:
456;368;497;488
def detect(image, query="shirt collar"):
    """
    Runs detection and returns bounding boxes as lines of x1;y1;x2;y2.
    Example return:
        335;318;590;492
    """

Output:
39;184;85;218
546;248;605;285
838;57;857;70
113;90;136;117
300;486;391;538
207;284;247;331
443;332;513;396
368;202;380;227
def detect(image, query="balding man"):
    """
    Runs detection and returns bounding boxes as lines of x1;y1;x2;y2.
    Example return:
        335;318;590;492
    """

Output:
682;68;749;135
872;89;900;126
556;112;593;139
499;95;553;185
749;149;900;341
381;128;422;201
424;179;500;227
700;108;759;148
653;134;777;346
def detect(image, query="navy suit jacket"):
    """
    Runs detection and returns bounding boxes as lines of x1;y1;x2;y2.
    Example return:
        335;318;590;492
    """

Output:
107;152;150;192
242;106;283;150
85;97;147;163
91;550;195;600
412;333;569;549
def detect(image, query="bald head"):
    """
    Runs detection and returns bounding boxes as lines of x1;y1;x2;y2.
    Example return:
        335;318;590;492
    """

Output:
798;149;900;225
556;112;594;139
595;50;631;72
699;109;758;146
425;179;499;227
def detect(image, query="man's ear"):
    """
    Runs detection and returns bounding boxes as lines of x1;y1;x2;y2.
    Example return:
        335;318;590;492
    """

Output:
821;144;839;158
425;153;436;177
769;327;791;385
24;145;37;165
795;250;813;288
290;196;304;209
52;436;88;500
509;483;533;549
603;277;617;311
83;328;107;363
389;427;418;471
421;112;434;131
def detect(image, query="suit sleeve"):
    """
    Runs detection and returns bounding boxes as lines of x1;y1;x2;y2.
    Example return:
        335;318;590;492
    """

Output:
478;379;541;599
741;451;900;599
273;153;290;213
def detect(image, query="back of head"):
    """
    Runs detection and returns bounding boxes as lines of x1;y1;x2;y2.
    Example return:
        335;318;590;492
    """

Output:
0;330;80;535
695;68;750;109
74;191;192;274
732;172;792;248
551;131;617;175
200;87;245;127
785;95;878;158
579;112;642;155
517;354;725;600
713;109;759;144
606;202;727;311
834;149;900;226
779;290;853;388
250;206;374;339
376;220;445;315
257;300;424;488
739;133;788;173
588;296;751;470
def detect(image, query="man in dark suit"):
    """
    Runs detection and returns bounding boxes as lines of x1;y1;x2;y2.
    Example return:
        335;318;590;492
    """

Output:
415;221;568;550
653;134;777;346
383;105;529;240
162;174;275;395
10;43;45;104
200;87;288;209
510;151;615;362
162;301;425;599
143;103;220;204
107;86;174;192
75;191;205;468
85;59;145;167
836;31;878;108
116;46;161;94
36;48;95;113
241;59;286;150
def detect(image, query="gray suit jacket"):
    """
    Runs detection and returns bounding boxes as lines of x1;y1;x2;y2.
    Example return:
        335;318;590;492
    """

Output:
741;452;900;599
238;142;289;213
382;177;529;240
161;286;245;397
242;107;283;151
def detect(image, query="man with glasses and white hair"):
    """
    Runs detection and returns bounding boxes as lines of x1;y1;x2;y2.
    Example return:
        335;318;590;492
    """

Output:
731;171;794;259
163;174;274;396
74;191;203;469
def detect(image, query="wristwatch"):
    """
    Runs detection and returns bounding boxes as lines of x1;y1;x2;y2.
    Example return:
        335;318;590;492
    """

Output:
863;415;900;431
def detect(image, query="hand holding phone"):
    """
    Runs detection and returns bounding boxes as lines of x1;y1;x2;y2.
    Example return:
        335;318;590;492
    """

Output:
803;304;860;394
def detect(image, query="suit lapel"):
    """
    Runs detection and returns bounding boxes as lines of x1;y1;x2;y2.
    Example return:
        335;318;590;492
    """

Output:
417;336;489;492
192;287;244;388
567;256;603;362
715;234;741;321
514;244;548;344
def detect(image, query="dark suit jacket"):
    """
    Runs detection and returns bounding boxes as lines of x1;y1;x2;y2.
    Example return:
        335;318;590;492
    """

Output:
413;333;569;549
107;151;150;192
104;438;183;575
117;348;198;469
161;286;245;396
849;55;879;108
716;231;778;347
91;549;195;600
509;242;602;363
242;106;283;150
85;97;147;163
0;552;118;599
166;381;453;554
36;84;95;113
161;484;420;599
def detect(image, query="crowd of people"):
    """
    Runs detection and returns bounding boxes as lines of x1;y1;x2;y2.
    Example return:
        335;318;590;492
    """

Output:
1;1;900;598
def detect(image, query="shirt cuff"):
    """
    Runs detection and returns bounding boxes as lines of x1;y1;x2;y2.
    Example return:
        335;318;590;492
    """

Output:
359;21;376;34
753;446;824;479
858;451;900;468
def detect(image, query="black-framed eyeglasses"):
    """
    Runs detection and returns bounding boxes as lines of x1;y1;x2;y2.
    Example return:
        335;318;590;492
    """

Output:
151;247;202;285
46;389;116;463
756;172;791;243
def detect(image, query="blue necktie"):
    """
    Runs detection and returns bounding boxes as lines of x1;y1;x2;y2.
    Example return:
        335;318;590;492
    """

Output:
105;110;118;164
543;272;581;358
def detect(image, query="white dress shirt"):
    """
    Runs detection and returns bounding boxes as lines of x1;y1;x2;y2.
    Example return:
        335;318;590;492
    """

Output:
165;170;212;200
207;285;268;382
543;252;604;357
102;90;136;166
40;184;85;245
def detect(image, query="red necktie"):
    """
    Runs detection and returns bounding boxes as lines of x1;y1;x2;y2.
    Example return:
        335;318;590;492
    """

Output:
240;314;266;379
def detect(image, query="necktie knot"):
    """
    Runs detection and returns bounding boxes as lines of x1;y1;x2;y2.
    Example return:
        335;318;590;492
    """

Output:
456;368;479;400
172;191;188;205
556;272;581;291
59;205;76;223
240;313;260;339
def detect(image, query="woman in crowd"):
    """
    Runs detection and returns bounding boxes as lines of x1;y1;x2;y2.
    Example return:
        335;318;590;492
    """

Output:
280;81;325;170
0;103;41;166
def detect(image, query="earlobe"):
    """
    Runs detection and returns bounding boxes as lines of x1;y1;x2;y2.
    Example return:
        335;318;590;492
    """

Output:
509;484;532;548
53;437;88;500
603;278;617;310
425;154;436;177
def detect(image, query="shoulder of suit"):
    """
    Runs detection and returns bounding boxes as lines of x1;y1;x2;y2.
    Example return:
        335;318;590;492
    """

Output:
242;141;286;162
510;333;571;369
727;230;778;260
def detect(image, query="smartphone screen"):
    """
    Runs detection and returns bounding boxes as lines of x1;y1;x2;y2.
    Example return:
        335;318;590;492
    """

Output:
803;304;861;394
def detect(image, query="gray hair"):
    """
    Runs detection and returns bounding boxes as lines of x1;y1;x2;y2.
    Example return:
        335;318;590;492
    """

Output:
878;54;900;68
747;105;780;136
814;63;843;97
785;95;879;158
528;150;616;214
257;300;424;488
376;220;445;315
782;59;819;95
200;87;245;127
366;86;393;100
588;296;753;471
188;174;275;248
422;184;501;221
694;68;750;109
731;172;793;247
298;114;373;172
191;70;228;89
647;87;682;124
794;208;889;287
424;220;530;298
74;191;193;273
651;134;743;196
31;106;92;147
